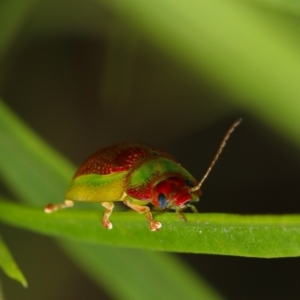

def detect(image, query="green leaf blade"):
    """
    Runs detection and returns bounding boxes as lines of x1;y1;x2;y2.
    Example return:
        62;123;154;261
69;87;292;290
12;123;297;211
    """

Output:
1;200;300;258
0;235;27;287
0;101;74;205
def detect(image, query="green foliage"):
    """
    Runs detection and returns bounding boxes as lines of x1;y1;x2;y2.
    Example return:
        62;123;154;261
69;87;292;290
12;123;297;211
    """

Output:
0;236;27;287
100;0;300;143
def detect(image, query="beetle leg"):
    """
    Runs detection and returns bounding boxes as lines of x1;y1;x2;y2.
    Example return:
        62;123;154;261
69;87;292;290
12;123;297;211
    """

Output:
44;200;74;213
123;199;162;231
187;203;198;213
177;210;187;222
176;204;198;221
101;202;114;229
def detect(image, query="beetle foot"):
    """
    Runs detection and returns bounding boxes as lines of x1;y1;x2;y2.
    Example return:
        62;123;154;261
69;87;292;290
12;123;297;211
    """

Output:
102;219;113;230
149;220;162;231
44;204;55;213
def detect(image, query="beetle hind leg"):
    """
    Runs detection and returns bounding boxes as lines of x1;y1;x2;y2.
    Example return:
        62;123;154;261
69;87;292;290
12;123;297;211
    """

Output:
123;199;161;231
44;200;74;213
101;202;114;229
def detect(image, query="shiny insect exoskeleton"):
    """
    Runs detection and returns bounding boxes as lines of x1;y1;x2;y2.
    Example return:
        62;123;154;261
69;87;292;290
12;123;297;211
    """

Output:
45;119;241;231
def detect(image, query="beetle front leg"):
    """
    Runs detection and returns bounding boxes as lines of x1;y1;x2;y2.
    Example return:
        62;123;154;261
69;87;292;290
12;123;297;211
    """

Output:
123;199;161;231
101;202;114;229
176;204;198;222
177;211;187;222
187;203;198;213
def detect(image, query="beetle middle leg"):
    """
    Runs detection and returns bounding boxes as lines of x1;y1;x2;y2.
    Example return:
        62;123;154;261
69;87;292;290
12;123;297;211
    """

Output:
123;199;161;231
101;202;114;229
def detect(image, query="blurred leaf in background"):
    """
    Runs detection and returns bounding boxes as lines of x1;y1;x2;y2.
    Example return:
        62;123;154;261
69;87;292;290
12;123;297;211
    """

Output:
0;236;27;287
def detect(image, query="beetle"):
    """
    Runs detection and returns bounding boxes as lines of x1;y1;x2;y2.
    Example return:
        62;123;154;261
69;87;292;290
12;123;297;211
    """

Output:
45;118;241;231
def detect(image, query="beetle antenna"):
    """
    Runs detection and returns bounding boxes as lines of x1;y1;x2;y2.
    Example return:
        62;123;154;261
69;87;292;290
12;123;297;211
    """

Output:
190;118;242;192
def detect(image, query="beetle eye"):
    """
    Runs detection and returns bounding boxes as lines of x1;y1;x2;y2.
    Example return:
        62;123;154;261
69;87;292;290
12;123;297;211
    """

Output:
184;180;194;187
158;193;168;209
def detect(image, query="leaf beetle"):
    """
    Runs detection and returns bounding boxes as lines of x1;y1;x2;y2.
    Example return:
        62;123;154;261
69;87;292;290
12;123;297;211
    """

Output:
45;119;241;231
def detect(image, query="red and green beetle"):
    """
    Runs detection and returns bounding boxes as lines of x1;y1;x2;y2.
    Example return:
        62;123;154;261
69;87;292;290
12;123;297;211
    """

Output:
45;119;241;231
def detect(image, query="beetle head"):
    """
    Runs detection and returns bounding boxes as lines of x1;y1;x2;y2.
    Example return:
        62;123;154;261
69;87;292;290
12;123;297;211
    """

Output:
152;177;201;210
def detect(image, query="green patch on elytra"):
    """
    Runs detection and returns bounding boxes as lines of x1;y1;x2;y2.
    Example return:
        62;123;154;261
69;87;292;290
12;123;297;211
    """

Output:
128;157;196;188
